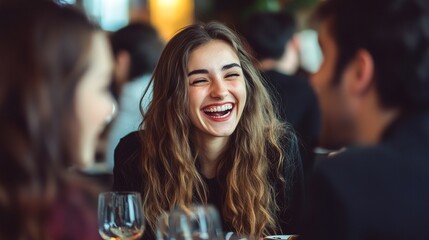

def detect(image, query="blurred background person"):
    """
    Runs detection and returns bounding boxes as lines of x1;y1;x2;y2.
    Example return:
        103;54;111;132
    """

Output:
0;1;114;239
243;11;320;181
113;22;303;239
302;0;429;239
106;22;164;172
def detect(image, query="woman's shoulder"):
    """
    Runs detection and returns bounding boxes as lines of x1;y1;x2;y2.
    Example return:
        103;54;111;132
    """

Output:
113;131;144;191
279;124;300;158
277;125;303;186
114;131;141;166
274;125;305;234
117;131;141;151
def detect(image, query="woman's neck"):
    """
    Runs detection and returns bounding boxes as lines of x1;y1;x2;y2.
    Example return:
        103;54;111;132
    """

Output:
194;134;229;179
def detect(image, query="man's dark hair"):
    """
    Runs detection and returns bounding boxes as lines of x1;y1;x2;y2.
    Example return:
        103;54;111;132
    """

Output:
244;11;296;61
315;0;429;111
110;22;164;80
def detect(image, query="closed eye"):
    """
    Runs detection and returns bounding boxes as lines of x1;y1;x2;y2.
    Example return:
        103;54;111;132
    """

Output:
225;73;240;78
191;79;208;85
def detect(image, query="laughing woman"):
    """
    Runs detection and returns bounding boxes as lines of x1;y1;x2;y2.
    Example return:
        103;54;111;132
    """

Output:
113;22;304;239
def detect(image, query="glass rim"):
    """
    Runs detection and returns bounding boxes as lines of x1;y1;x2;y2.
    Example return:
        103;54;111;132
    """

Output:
98;191;141;196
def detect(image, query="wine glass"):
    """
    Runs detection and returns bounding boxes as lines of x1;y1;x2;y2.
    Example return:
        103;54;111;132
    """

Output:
156;204;224;240
98;191;145;240
156;211;170;240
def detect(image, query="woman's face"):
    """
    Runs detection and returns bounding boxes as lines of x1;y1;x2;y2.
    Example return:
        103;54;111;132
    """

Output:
75;31;115;167
187;39;247;140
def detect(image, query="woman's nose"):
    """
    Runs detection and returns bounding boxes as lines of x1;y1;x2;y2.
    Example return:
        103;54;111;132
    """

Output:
210;77;229;99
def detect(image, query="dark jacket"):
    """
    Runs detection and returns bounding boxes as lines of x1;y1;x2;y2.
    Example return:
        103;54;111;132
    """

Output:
302;111;429;240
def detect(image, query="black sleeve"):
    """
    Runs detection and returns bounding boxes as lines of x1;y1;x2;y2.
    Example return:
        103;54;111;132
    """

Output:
277;129;305;235
112;131;143;192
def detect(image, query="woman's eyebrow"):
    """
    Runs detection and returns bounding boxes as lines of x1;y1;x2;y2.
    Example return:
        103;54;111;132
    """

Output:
188;69;209;77
222;63;241;71
188;63;241;77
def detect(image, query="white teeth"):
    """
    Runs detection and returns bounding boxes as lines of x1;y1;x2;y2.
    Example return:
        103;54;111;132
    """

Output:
204;103;233;113
204;103;232;112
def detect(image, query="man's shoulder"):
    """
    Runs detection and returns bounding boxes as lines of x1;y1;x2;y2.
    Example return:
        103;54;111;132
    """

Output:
307;142;429;238
317;145;389;165
312;145;395;184
312;142;429;195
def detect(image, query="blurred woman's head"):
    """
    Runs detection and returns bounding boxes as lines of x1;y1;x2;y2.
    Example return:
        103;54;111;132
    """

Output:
0;1;113;238
75;31;115;167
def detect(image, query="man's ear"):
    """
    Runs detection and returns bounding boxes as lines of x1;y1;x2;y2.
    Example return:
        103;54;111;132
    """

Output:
290;34;300;50
349;49;374;96
114;50;131;85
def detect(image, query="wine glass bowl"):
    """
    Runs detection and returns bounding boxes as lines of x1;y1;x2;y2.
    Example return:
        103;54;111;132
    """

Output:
156;211;170;240
156;204;223;240
98;192;145;240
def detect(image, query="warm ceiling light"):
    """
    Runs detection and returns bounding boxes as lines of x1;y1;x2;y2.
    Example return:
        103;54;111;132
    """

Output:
149;0;194;40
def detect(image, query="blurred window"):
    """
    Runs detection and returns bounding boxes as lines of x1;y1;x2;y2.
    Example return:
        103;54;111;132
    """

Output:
82;0;129;32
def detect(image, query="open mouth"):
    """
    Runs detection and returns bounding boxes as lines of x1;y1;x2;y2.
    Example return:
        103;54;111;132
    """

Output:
202;103;233;119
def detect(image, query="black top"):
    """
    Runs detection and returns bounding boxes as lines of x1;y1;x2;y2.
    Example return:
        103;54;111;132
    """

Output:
263;70;320;181
302;111;429;240
113;131;304;239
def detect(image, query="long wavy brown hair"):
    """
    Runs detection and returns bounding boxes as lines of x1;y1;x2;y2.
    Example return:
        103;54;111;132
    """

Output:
0;2;98;239
139;22;289;237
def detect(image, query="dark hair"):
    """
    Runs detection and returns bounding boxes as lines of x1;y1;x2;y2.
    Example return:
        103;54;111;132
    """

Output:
110;22;164;80
315;0;429;111
0;2;97;239
244;11;296;60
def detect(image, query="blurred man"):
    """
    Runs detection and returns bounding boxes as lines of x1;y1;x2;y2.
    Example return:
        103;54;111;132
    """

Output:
302;0;429;239
244;12;320;182
106;22;164;171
